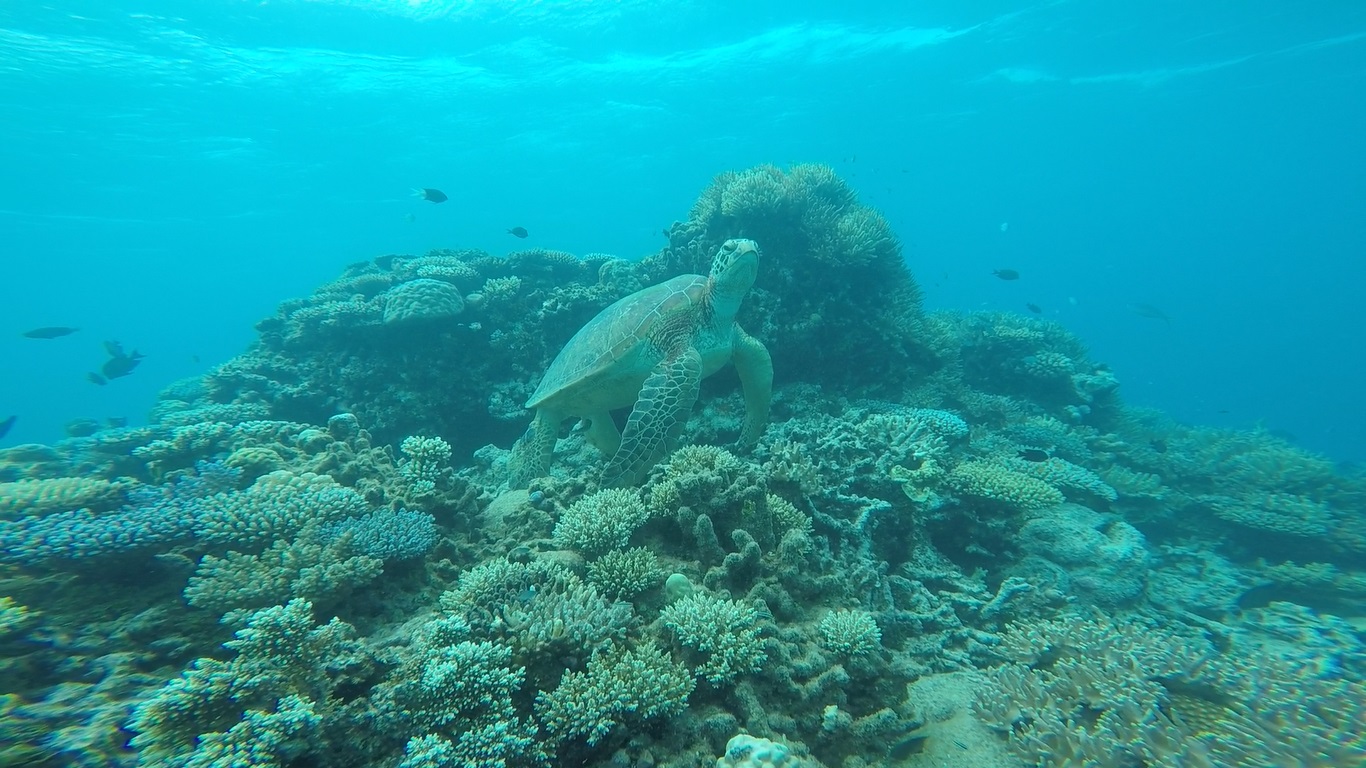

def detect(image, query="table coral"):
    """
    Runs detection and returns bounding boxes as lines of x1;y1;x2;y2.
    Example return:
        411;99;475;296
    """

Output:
947;460;1064;513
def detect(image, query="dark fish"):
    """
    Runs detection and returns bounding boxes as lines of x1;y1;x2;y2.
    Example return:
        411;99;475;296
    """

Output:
993;269;1020;280
414;188;447;203
1025;303;1042;314
86;372;107;386
1018;448;1050;462
101;350;144;380
0;415;15;439
65;418;102;438
374;254;399;270
507;227;529;238
888;734;927;760
107;416;128;428
103;339;126;358
1130;303;1171;323
22;326;79;339
1150;438;1168;454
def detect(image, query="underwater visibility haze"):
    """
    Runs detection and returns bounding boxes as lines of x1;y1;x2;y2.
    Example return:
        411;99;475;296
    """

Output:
1;2;1365;767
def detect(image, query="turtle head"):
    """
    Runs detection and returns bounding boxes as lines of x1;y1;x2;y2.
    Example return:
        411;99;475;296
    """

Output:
709;239;760;305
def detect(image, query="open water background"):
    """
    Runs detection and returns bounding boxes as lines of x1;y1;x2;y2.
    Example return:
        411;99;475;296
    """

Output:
2;1;1363;462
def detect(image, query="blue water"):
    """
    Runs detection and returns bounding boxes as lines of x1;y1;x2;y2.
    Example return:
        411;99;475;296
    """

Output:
2;1;1364;463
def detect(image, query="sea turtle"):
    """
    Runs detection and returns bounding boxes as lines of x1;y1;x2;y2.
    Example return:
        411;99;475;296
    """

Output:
512;238;772;487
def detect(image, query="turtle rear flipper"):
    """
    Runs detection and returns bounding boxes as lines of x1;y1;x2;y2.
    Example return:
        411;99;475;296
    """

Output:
603;347;701;487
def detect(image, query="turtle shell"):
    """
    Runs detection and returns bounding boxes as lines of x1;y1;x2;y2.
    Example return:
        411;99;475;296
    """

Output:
526;274;707;409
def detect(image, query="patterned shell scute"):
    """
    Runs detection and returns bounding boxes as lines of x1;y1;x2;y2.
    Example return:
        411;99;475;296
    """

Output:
528;274;707;408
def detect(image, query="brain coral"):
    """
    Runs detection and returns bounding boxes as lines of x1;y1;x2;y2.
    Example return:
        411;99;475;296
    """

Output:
382;278;465;324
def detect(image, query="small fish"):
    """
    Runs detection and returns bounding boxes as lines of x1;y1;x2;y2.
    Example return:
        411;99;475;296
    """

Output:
22;326;79;339
402;213;417;223
993;269;1020;280
0;415;15;439
414;188;447;203
1025;302;1042;314
506;227;529;238
1018;448;1050;462
86;372;107;386
1149;438;1168;454
374;254;399;270
106;416;128;428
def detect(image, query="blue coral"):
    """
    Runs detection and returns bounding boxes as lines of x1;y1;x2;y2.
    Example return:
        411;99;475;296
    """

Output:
321;507;439;561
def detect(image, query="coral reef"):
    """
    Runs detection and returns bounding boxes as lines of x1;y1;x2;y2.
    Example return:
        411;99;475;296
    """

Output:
3;163;1364;768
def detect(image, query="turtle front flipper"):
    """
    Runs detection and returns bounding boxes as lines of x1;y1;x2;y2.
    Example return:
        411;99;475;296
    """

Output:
509;408;560;488
731;325;773;447
603;347;702;487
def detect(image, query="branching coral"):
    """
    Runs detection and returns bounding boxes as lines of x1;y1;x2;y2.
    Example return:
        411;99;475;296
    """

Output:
398;436;452;494
973;611;1366;767
535;642;694;745
660;593;769;684
127;599;365;768
817;610;883;659
586;547;662;600
553;488;651;555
